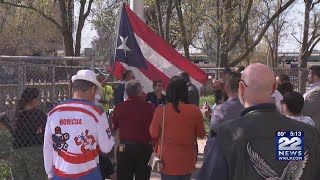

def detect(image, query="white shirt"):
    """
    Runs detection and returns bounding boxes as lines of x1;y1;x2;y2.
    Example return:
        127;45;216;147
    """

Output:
94;93;101;104
272;90;283;112
122;81;128;101
287;115;315;126
124;91;128;101
43;99;114;178
309;82;320;90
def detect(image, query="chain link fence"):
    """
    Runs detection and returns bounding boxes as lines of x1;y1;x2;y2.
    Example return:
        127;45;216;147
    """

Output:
0;56;107;179
0;56;311;179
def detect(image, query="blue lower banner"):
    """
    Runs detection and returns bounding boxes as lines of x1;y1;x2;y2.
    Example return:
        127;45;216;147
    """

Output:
276;131;304;161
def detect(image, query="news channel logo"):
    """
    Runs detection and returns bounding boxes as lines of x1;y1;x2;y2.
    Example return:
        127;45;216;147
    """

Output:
276;131;304;161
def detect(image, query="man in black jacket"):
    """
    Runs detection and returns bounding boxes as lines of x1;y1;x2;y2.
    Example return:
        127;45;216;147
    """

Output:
178;72;200;106
198;63;320;180
113;70;135;105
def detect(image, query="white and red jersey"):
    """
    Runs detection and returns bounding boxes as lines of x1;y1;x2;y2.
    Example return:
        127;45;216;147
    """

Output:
43;99;114;179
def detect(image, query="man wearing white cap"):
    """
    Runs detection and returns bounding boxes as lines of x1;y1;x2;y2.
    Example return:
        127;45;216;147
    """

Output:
43;69;115;180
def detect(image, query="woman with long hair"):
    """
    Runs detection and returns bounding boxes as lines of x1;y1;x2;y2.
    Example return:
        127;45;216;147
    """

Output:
150;76;205;180
10;88;47;180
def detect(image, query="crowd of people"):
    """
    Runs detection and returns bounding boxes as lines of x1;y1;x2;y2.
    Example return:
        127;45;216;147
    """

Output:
0;64;320;180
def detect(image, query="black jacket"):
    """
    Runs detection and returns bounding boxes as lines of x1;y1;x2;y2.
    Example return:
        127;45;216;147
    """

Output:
198;104;320;180
114;83;125;106
187;82;199;106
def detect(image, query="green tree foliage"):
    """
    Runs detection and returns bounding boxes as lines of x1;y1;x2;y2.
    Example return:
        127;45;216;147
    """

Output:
0;4;62;55
91;0;120;61
0;0;94;58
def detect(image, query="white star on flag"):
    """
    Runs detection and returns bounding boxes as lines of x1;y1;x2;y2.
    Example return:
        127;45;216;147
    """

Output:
117;36;131;57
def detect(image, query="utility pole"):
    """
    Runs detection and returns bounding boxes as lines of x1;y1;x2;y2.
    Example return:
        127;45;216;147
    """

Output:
129;0;145;22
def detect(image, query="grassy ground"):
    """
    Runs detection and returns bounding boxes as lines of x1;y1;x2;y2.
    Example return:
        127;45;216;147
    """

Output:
200;95;215;107
0;159;11;179
200;95;215;134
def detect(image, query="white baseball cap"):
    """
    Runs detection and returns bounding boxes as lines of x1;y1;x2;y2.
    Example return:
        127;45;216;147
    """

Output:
71;70;102;91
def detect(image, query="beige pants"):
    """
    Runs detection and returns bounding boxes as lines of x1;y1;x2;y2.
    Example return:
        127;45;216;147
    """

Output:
114;130;120;163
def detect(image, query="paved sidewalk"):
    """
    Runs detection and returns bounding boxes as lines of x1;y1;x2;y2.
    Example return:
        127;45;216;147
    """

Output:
150;138;207;180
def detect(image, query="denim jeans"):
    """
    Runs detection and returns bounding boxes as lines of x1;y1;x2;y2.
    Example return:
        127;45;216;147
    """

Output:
161;173;192;180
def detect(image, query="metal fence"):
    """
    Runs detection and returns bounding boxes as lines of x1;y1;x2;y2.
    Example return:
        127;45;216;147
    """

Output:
0;58;92;112
200;67;309;96
0;56;311;179
0;58;311;112
0;56;101;179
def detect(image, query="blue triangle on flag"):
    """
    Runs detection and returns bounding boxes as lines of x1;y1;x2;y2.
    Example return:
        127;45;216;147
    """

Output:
115;5;147;69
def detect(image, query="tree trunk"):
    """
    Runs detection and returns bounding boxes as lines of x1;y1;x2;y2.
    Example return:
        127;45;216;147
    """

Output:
298;0;312;93
220;52;229;67
215;0;221;67
75;1;86;56
164;0;173;42
75;0;93;56
155;0;164;38
175;0;189;59
62;31;74;56
216;35;221;67
58;0;74;57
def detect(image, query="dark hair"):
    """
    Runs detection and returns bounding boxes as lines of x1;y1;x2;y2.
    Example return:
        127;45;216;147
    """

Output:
223;67;232;74
278;74;290;84
72;80;96;92
152;80;162;88
277;82;294;96
225;72;241;93
178;72;190;83
309;66;320;78
282;91;304;115
122;70;133;80
15;88;41;128
213;90;228;104
166;76;188;113
235;66;245;73
17;88;41;111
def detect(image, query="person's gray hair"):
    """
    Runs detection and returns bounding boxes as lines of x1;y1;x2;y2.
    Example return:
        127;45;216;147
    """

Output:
125;80;142;97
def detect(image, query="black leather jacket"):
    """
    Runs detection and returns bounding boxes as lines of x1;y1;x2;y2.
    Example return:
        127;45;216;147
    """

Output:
200;103;320;180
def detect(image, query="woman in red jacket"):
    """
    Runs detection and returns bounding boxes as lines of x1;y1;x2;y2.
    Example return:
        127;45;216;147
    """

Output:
150;76;205;180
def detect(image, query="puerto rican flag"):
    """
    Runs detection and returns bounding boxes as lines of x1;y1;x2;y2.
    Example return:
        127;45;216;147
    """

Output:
111;3;208;93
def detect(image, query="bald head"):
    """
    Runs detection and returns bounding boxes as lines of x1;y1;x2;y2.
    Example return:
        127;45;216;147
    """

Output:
239;63;276;107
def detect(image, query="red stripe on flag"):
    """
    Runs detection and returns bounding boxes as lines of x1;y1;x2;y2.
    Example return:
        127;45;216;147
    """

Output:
114;60;170;90
140;59;170;89
113;61;127;81
49;106;99;123
124;5;207;84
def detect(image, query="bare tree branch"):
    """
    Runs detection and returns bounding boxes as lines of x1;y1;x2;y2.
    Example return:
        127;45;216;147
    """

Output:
291;33;303;44
225;0;253;52
310;0;320;10
229;0;295;66
0;1;62;30
84;0;94;19
308;36;320;53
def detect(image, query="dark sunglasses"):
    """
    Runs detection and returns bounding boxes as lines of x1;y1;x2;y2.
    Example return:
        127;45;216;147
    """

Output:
240;79;248;87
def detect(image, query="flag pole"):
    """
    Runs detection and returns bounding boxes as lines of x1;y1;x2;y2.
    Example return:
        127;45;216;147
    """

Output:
129;0;145;22
110;3;124;73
